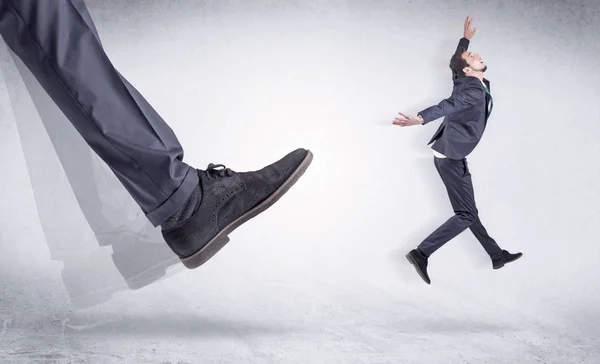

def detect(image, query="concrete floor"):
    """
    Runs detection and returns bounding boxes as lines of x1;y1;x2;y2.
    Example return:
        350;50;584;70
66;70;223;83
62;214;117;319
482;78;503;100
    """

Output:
1;259;599;364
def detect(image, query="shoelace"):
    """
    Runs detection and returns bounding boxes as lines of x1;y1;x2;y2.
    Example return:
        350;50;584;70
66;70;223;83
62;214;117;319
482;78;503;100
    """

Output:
205;163;234;179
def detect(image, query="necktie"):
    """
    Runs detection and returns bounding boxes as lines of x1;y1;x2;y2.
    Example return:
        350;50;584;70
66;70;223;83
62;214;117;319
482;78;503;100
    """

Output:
484;85;493;116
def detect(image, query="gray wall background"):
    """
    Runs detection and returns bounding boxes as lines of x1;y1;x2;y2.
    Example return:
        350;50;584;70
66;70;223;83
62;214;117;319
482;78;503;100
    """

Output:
0;0;599;362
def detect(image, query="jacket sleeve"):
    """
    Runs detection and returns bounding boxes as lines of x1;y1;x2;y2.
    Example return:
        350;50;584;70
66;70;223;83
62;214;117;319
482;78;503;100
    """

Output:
452;38;470;80
457;37;470;52
418;80;485;124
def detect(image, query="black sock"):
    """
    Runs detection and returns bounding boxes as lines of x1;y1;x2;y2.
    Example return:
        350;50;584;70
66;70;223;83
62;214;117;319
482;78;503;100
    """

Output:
161;183;202;231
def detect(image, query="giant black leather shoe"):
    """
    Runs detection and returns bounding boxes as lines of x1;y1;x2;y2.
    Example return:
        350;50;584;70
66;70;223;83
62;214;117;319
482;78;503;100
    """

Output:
162;148;313;269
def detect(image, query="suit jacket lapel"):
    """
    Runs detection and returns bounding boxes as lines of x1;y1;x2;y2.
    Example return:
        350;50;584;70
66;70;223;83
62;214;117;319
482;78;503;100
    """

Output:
483;78;490;91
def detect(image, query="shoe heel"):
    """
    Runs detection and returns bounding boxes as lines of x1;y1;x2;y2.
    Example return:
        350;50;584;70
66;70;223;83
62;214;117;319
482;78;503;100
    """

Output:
181;234;231;269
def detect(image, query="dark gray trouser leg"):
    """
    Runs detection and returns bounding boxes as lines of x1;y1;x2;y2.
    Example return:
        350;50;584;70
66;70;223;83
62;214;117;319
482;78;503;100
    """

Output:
10;0;166;244
469;216;503;259
0;0;198;227
418;157;503;258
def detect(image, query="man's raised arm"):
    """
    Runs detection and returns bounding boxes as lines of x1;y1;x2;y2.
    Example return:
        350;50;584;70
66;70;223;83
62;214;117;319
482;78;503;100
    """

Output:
453;16;477;79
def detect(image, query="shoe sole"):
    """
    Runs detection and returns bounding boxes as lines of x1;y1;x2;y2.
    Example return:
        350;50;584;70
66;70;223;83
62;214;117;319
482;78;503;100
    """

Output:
405;253;431;285
181;150;314;269
493;253;523;270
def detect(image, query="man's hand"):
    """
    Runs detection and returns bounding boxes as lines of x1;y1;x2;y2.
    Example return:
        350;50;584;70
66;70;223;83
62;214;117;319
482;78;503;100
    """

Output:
393;112;423;127
463;16;477;39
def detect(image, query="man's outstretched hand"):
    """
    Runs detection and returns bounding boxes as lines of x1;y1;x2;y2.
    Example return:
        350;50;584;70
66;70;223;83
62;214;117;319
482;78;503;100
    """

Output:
393;112;424;127
464;16;477;39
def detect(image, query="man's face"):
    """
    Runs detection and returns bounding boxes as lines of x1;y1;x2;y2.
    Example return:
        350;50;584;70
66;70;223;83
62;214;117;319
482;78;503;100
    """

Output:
462;51;487;73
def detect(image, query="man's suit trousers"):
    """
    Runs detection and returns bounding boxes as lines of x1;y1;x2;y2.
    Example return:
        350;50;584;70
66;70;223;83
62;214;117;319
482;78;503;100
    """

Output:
0;0;198;226
418;157;503;259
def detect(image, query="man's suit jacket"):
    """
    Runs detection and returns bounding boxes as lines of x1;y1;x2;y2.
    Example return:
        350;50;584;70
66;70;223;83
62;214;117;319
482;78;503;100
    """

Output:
418;38;493;160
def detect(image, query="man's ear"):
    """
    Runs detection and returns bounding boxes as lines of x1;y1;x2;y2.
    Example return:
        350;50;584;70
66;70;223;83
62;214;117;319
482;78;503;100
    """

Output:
462;66;471;75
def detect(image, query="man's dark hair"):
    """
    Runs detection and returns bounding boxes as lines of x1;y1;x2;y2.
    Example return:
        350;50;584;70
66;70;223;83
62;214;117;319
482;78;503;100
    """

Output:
449;47;469;78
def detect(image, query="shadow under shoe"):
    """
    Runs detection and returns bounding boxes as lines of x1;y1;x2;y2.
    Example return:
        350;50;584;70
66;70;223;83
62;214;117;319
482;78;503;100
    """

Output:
492;250;523;269
162;148;313;269
406;249;431;284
